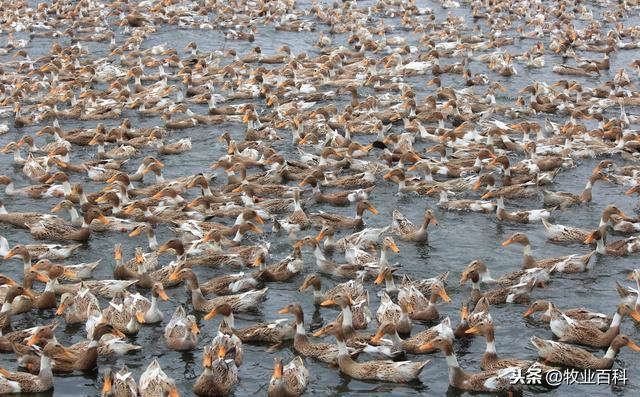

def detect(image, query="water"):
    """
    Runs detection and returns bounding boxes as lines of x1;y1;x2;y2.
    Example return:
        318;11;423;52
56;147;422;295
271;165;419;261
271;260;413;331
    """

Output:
1;0;640;396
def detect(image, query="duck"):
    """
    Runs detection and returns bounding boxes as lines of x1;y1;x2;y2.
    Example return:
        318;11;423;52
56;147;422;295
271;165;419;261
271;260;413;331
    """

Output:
541;218;591;243
465;317;547;371
375;292;412;334
313;322;429;383
26;209;109;242
0;287;34;329
267;357;309;397
278;303;351;365
298;273;366;307
0;236;81;261
428;186;495;213
101;366;138;397
204;303;295;343
138;359;180;397
295;237;364;278
309;200;379;230
466;270;536;305
549;302;638;348
299;175;373;206
194;345;238;397
523;300;611;331
391;208;437;242
169;268;268;313
0;342;72;394
494;196;551;223
584;226;640;256
542;172;609;209
420;336;521;393
371;317;454;354
531;334;640;369
0;175;64;198
501;232;596;271
164;306;199;351
398;282;451;322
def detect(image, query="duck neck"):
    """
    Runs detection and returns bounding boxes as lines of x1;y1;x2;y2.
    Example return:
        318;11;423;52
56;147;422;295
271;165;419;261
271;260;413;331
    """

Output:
341;305;354;333
223;313;235;329
38;354;54;382
595;236;606;254
483;329;497;357
146;229;158;250
4;182;15;195
522;244;536;269
439;190;448;204
384;274;397;292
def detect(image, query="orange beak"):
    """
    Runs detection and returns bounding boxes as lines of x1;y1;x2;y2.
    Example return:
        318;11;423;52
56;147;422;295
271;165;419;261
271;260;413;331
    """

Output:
630;310;640;323
102;375;112;393
501;238;514;247
204;308;218;321
584;234;596;244
191;323;200;335
51;204;62;213
388;241;400;253
407;165;417;171
370;329;385;344
315;230;325;242
158;289;170;301
217;345;227;359
35;272;50;283
253;215;264;224
312;328;326;337
253;256;264;267
277;307;289;314
272;361;283;379
135;311;146;324
523;308;535;317
626;340;640;351
465;326;480;335
168;387;180;397
98;214;110;225
26;334;40;347
437;289;451;303
418;342;434;352
55;302;67;315
63;269;77;278
368;205;379;215
374;272;385;285
203;352;212;368
320;299;336;307
625;187;637;196
472;180;482;191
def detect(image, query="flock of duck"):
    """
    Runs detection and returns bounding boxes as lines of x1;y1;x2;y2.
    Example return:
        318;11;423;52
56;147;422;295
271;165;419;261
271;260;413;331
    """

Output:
0;0;639;395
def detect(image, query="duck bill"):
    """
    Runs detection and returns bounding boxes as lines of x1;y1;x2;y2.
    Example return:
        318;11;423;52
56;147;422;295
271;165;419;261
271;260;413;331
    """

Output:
382;171;394;180
374;272;385;285
63;348;76;360
203;353;212;368
217;346;227;359
298;280;310;292
272;362;283;379
3;249;16;260
630;310;640;323
51;204;62;213
128;226;143;237
151;192;165;200
438;289;451;303
315;230;325;242
98;214;110;225
168;272;179;282
157;289;170;301
407;165;417;171
429;217;438;226
277;307;290;314
168;387;180;397
368;206;379;215
370;329;384;344
252;256;264;267
418;342;434;352
55;302;67;315
106;175;118;184
460;305;469;321
523;308;535;317
626;340;640;351
312;328;326;337
480;192;493;200
583;234;596;244
45;176;57;184
253;215;264;224
191;323;200;335
298;179;308;187
320;299;336;307
388;242;400;253
35;272;50;283
625;187;637;196
63;269;77;278
501;238;514;247
628;273;636;281
102;376;112;394
135;312;146;324
203;308;218;321
465;326;480;335
26;334;40;347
